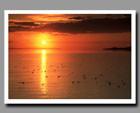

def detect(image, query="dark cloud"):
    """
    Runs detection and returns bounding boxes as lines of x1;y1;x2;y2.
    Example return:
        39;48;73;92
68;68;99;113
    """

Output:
69;16;85;20
9;21;39;26
69;14;130;20
9;15;131;33
9;26;31;32
40;16;131;33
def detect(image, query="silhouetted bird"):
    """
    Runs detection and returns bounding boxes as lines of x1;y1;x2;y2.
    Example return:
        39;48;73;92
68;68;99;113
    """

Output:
19;82;24;84
100;74;103;76
122;82;126;85
94;77;97;80
117;85;120;88
108;82;111;86
83;77;86;79
82;74;87;79
77;81;80;83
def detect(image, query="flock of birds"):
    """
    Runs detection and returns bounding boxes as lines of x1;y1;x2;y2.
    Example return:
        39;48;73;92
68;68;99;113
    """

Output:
16;63;127;90
71;73;126;89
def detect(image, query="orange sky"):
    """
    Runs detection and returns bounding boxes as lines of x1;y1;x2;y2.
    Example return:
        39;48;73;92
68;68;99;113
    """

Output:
8;14;131;52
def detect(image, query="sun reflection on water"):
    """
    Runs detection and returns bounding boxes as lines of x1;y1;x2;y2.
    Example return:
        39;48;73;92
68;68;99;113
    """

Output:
40;49;47;96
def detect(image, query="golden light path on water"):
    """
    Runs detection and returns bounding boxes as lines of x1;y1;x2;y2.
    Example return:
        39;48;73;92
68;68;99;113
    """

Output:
40;49;47;96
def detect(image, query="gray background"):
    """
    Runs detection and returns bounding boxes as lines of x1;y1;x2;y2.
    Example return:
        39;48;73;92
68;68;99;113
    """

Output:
0;0;139;112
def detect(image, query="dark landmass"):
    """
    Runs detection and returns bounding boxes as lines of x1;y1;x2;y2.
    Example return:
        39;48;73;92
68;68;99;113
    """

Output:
104;46;131;51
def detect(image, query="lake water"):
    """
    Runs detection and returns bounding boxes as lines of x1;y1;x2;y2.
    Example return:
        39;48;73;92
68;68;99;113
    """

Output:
9;49;131;99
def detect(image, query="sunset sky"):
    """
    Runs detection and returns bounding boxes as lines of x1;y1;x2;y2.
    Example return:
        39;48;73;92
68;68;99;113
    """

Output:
8;14;131;52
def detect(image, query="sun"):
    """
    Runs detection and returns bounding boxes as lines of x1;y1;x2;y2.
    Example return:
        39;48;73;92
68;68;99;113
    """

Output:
42;50;46;54
42;40;46;45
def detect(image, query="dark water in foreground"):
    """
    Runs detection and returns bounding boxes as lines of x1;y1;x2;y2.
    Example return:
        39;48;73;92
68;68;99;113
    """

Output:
9;49;131;99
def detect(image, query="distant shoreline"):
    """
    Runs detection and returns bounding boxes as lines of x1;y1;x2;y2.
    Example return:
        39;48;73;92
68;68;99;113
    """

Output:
103;46;131;51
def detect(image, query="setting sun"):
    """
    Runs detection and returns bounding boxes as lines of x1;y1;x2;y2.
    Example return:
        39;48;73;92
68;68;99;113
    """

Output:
42;40;46;45
42;50;46;54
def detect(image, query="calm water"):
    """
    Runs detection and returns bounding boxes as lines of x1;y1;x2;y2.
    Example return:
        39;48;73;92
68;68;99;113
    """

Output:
9;49;131;99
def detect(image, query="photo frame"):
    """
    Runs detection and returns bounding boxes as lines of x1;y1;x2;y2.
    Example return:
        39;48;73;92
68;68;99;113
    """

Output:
4;10;136;104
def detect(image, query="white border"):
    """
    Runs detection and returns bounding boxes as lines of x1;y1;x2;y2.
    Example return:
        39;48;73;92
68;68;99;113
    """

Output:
4;10;136;104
